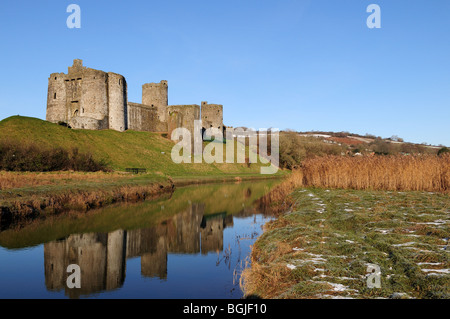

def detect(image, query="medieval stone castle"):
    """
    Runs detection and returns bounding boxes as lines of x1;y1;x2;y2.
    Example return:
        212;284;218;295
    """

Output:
46;59;224;137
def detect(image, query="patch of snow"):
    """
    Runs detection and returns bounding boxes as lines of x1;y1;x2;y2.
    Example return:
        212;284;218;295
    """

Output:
314;268;325;272
321;295;355;299
425;273;447;277
287;264;297;270
416;219;447;226
421;269;449;274
392;242;416;247
314;281;354;292
404;247;434;253
337;277;359;281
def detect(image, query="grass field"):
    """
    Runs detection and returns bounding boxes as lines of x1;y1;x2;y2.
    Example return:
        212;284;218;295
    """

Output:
0;116;285;223
0;116;270;175
241;187;449;299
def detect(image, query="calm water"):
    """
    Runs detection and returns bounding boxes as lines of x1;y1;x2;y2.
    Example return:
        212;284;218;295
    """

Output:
0;180;279;299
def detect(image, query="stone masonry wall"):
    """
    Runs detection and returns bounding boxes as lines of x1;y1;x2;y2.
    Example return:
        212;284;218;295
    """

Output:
46;73;67;123
46;60;127;131
142;80;168;123
167;104;200;139
128;102;167;132
108;72;128;131
201;101;223;132
47;61;223;135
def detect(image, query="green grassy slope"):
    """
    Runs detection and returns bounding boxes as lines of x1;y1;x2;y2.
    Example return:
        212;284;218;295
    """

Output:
0;116;272;176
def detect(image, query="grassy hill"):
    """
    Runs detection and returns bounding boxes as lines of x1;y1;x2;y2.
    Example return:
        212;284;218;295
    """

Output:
0;116;271;177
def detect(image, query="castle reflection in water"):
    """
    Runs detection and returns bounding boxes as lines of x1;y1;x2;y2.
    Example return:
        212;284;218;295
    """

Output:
44;203;240;298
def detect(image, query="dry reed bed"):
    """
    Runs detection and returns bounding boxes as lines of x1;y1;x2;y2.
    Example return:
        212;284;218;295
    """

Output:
255;170;303;216
0;171;129;190
301;154;450;192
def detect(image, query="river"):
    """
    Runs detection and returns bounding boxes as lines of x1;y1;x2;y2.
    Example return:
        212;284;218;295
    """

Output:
0;180;280;299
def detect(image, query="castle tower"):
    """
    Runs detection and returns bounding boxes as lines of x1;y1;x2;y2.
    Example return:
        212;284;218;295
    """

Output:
46;59;128;131
108;73;128;131
142;80;168;123
47;73;67;123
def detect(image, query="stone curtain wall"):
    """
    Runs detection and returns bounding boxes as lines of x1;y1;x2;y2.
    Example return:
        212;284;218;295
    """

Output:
167;104;201;139
128;102;159;132
201;101;223;132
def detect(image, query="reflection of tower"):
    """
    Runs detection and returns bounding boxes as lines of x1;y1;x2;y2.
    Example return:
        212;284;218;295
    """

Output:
200;214;233;254
141;236;167;279
44;240;66;291
130;227;169;279
169;203;204;254
125;203;206;280
43;230;127;298
125;229;142;259
106;230;127;290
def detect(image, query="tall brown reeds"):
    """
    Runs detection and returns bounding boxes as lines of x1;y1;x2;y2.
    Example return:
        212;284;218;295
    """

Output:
301;154;450;192
0;171;126;190
255;169;304;216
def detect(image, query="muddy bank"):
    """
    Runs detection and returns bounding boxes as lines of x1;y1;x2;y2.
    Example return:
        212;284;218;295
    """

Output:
0;180;174;230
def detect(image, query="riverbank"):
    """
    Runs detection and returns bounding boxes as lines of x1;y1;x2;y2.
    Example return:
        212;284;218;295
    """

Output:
241;187;449;299
171;173;287;187
0;171;285;228
0;179;279;298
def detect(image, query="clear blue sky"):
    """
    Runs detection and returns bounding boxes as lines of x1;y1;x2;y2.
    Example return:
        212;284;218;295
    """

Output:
0;0;449;146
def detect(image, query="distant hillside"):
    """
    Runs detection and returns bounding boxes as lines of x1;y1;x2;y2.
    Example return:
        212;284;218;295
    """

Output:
297;131;443;155
0;116;267;176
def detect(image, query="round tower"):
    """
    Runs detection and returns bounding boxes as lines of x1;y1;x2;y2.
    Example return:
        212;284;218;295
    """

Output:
77;69;109;129
108;72;127;131
46;73;67;123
